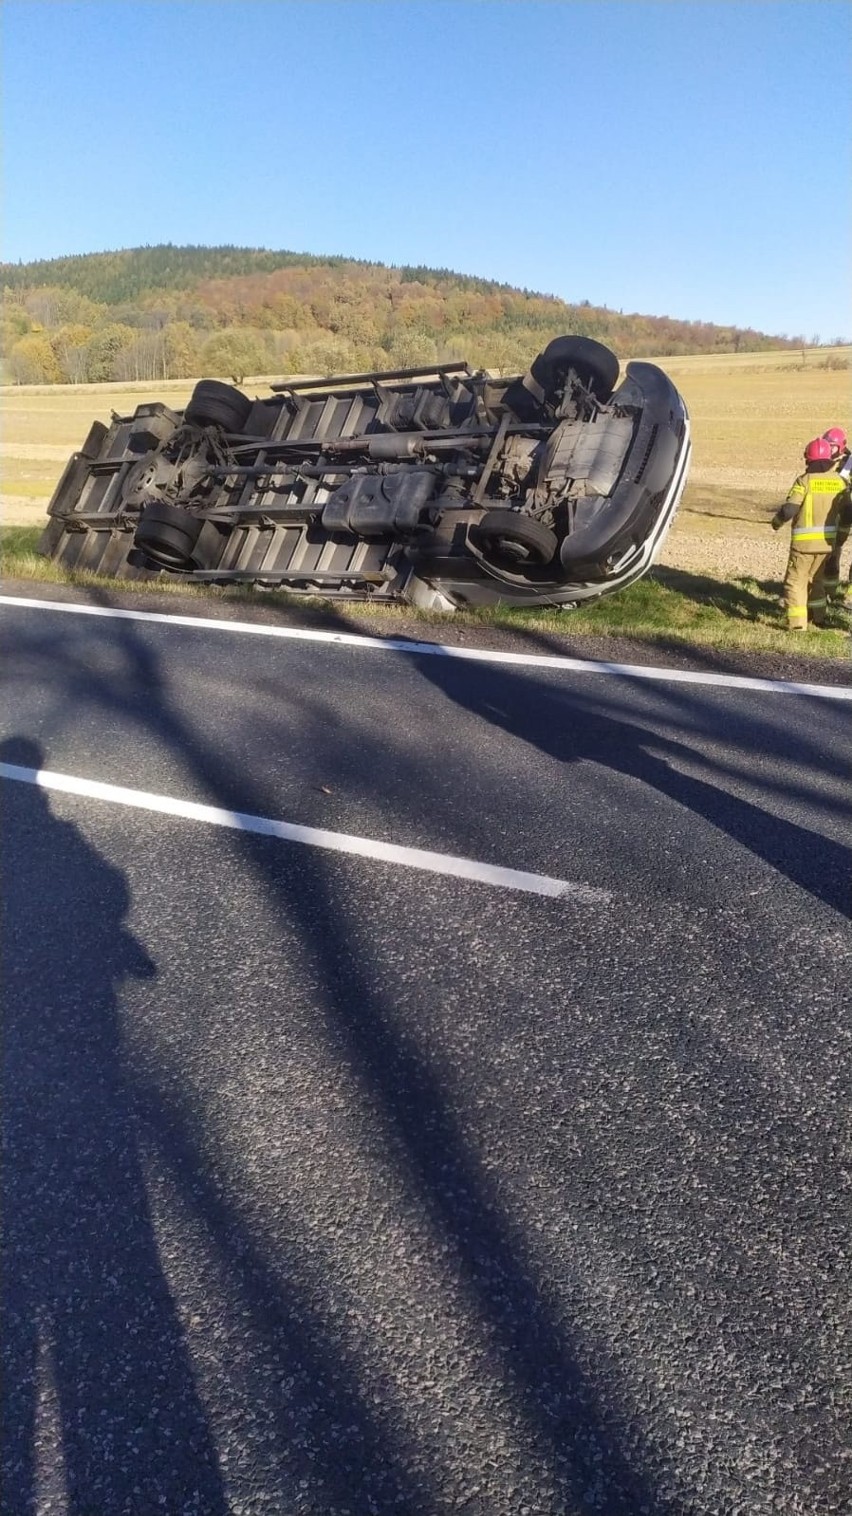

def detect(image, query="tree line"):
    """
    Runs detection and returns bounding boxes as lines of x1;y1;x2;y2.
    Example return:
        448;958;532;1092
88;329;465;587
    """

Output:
0;243;812;386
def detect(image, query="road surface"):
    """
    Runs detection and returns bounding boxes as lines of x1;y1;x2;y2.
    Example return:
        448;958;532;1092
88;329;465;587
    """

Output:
2;590;850;1516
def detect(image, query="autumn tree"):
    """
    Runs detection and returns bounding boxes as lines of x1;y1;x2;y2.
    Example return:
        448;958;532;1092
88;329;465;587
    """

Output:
8;332;63;383
84;323;136;381
200;329;270;383
383;327;438;368
163;321;200;378
53;324;94;383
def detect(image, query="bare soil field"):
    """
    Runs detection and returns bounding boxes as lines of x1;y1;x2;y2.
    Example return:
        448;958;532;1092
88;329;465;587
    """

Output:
2;350;849;581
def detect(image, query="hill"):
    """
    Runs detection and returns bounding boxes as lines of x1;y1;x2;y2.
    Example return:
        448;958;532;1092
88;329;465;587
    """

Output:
1;243;804;386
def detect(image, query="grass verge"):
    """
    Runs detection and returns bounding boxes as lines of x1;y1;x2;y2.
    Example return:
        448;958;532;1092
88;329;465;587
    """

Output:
2;525;849;659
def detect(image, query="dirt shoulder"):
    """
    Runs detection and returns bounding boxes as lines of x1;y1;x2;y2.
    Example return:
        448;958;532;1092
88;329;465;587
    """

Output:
661;509;851;583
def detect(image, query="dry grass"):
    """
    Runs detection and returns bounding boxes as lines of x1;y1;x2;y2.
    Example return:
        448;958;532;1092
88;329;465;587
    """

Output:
669;359;849;527
645;345;849;373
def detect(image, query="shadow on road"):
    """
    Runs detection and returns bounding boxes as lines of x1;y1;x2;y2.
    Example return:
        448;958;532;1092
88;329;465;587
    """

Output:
0;601;680;1513
1;737;229;1515
415;655;851;918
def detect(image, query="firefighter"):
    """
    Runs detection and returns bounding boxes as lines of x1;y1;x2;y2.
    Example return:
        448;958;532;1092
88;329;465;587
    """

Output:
771;438;852;630
821;427;852;602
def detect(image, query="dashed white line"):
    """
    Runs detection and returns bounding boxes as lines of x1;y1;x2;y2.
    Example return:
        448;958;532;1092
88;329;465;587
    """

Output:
2;594;850;699
0;762;608;902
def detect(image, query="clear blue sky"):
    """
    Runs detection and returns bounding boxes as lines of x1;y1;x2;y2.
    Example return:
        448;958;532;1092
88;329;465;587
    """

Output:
3;0;850;339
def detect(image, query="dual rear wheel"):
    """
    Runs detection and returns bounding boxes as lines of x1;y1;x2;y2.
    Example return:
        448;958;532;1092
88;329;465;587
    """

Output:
134;501;205;569
185;380;252;432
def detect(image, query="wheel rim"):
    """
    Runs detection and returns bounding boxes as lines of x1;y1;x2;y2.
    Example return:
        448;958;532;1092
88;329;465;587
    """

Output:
492;537;532;563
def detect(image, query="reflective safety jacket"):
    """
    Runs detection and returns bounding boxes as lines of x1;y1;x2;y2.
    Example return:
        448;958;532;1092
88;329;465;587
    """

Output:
773;470;852;554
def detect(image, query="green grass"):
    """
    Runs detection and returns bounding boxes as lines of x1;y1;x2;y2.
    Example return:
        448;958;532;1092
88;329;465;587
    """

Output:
0;477;57;498
469;568;851;656
3;525;849;659
2;526;41;554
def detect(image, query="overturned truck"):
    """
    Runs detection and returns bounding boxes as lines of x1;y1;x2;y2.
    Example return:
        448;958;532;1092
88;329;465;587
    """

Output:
39;336;691;610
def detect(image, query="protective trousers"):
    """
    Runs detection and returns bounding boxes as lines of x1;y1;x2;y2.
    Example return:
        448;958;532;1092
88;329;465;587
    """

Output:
823;545;850;602
783;549;828;629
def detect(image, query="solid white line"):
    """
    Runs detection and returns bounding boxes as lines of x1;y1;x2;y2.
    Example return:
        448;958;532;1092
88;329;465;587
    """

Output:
0;762;607;903
2;593;849;699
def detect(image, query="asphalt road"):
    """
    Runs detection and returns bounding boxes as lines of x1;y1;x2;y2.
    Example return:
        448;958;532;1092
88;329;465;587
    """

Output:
2;592;850;1516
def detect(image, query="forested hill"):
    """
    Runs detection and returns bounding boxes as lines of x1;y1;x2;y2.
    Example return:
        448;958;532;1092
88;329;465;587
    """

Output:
1;242;801;386
1;245;357;304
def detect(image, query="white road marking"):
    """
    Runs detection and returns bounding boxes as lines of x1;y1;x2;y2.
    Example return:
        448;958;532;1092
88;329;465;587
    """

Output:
0;762;606;902
2;593;850;699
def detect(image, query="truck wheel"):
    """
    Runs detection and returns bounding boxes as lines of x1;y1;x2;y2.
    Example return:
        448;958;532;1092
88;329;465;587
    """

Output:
532;337;620;402
185;380;252;431
134;501;203;569
472;510;558;567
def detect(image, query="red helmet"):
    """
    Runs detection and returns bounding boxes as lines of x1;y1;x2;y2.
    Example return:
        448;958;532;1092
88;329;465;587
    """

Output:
804;437;833;462
822;426;848;453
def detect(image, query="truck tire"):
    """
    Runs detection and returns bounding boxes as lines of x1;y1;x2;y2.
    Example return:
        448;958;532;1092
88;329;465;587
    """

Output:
134;501;203;569
185;380;253;431
503;336;620;420
472;510;558;567
531;337;619;402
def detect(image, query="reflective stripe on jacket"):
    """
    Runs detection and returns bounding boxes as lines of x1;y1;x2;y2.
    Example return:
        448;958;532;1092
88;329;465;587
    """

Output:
784;472;851;554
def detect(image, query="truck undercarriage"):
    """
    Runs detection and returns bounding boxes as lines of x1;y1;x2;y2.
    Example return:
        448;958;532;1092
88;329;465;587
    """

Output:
38;336;691;610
